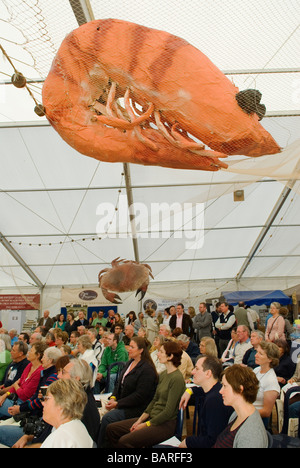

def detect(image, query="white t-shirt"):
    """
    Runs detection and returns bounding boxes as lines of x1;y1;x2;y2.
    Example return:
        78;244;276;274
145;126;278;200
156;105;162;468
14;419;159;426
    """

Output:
41;420;94;448
253;367;280;410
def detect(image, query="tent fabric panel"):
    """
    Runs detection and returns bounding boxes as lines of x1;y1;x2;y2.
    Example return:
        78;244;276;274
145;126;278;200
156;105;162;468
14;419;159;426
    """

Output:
223;289;292;306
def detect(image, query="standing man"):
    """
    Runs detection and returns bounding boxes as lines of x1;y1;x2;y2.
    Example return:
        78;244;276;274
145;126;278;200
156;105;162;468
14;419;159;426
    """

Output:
215;302;236;356
37;310;53;337
193;303;212;344
169;303;194;338
234;302;254;331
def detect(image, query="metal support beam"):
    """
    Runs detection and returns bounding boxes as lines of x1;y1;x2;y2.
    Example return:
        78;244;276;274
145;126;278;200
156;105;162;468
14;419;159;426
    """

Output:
68;0;94;24
0;231;44;288
123;163;140;263
236;186;292;280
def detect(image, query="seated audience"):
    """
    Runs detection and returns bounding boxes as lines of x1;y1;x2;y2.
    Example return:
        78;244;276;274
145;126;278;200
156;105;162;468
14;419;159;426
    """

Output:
0;346;62;447
151;335;167;374
232;325;252;364
274;339;296;386
106;341;186;447
40;379;94;448
54;329;69;350
18;332;30;345
86;328;103;364
65;312;76;336
77;335;98;386
122;324;136;349
8;329;19;346
0;335;12;383
53;314;66;331
177;334;200;365
221;328;238;367
13;358;100;448
288;358;300;418
69;330;80;351
159;324;172;339
200;336;218;358
74;310;89;330
253;341;280;426
242;330;264;369
137;327;151;349
45;331;56;347
133;312;145;334
179;356;233;448
125;311;137;326
214;365;268;448
99;336;158;447
0;341;29;393
96;333;129;392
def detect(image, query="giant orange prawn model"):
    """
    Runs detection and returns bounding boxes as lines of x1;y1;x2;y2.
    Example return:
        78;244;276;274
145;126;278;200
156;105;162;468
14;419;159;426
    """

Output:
42;19;280;171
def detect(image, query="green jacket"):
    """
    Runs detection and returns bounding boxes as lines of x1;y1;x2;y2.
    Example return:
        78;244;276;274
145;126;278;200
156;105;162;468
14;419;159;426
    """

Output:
98;341;128;378
0;350;12;383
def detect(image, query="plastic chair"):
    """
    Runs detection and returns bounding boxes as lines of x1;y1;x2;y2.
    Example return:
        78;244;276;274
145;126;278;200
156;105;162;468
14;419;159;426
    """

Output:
174;408;184;440
104;361;126;393
281;385;300;435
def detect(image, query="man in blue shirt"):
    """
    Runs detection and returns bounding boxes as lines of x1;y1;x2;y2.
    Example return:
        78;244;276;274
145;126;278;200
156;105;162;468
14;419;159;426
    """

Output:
179;355;233;448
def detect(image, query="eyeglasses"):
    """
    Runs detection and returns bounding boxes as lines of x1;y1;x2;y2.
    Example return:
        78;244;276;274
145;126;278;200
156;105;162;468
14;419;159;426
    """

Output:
43;396;52;402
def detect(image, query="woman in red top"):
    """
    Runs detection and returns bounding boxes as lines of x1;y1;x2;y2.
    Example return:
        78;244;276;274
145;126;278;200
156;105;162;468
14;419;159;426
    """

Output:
0;341;46;418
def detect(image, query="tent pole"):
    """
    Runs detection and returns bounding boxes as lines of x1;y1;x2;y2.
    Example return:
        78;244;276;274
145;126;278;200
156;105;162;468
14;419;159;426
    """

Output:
236;185;292;280
0;232;44;289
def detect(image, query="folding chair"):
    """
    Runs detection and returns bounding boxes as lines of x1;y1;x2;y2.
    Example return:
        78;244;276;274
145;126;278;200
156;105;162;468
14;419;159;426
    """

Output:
104;361;126;393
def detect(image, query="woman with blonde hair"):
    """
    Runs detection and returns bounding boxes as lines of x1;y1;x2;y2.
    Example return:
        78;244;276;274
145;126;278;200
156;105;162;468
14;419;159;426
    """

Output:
254;341;280;426
41;379;93;448
200;336;218;358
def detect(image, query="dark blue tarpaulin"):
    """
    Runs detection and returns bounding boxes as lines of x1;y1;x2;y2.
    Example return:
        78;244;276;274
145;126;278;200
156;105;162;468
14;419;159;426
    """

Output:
222;290;292;306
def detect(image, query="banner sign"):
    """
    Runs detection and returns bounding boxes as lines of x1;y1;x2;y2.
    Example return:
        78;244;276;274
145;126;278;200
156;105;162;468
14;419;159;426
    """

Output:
0;294;40;310
61;288;106;307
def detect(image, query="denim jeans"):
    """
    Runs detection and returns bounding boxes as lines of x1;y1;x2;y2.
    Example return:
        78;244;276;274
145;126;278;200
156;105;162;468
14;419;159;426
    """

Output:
0;424;24;447
98;408;126;447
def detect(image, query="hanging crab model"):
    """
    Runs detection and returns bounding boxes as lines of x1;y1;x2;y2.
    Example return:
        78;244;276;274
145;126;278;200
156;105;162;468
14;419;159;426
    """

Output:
98;257;154;304
42;19;280;172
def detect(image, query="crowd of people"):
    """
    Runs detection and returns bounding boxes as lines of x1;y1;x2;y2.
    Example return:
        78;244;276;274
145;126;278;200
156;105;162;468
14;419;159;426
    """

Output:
0;299;299;449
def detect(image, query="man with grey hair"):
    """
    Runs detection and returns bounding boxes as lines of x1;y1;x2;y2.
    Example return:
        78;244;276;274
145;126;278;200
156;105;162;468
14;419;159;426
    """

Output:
233;325;252;365
193;303;212;344
8;329;19;346
12;358;100;448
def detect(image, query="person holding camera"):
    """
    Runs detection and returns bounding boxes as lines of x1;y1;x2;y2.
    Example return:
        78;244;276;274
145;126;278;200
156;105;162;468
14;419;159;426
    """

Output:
12;358;100;448
0;341;47;419
40;379;94;448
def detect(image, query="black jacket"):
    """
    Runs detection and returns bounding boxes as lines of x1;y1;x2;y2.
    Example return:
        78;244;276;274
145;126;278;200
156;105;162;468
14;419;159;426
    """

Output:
169;313;194;338
111;359;158;418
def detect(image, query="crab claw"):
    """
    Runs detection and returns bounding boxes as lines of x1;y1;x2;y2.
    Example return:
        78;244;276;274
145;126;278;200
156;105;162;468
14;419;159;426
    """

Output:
135;288;146;302
101;288;123;304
